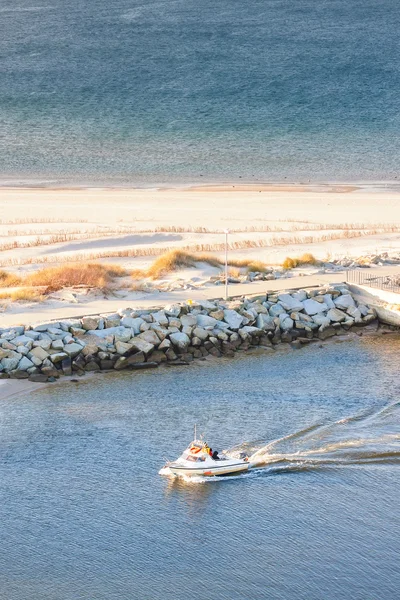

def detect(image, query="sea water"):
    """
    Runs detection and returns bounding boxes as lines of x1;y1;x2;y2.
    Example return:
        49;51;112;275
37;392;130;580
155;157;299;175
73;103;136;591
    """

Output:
1;0;400;184
0;334;399;599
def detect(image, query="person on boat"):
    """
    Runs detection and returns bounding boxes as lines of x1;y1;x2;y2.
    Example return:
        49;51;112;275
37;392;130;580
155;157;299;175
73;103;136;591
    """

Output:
212;450;220;460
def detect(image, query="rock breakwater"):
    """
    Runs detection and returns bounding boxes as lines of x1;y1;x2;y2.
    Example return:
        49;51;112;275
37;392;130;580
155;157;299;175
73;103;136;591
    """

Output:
0;285;378;383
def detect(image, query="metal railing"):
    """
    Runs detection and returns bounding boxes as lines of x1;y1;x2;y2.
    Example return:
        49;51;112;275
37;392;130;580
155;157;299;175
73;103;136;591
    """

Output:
347;269;400;293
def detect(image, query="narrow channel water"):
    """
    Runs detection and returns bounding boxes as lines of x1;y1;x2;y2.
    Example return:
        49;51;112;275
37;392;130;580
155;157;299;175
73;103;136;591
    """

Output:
0;334;399;599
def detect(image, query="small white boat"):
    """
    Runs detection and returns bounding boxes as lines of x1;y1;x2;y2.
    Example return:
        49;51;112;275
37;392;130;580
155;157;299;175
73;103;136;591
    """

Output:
160;438;250;478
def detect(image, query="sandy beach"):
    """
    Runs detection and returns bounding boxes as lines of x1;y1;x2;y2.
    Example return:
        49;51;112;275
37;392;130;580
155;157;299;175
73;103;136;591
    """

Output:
0;182;399;329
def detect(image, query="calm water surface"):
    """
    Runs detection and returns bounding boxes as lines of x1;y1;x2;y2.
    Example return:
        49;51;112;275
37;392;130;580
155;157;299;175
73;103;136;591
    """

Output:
0;335;399;599
1;0;400;182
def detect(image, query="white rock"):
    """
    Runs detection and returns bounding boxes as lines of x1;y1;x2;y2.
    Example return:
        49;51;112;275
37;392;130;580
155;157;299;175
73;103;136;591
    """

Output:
302;298;329;315
327;308;347;322
223;309;243;330
278;293;304;312
334;294;355;310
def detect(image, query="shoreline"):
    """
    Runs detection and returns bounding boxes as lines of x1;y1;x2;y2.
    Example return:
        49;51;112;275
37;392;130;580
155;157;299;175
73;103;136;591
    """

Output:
1;179;400;192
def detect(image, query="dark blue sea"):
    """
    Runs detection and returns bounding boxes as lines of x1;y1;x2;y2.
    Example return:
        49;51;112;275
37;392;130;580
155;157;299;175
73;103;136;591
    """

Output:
1;0;400;183
0;336;399;599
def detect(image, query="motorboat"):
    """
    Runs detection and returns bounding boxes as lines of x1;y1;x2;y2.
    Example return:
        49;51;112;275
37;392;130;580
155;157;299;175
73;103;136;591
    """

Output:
160;438;250;478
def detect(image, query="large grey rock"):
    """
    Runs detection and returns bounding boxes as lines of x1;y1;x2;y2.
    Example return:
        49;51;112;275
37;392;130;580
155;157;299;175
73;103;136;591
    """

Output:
279;316;294;331
357;304;369;317
292;290;308;302
256;313;276;331
223;309;243;330
50;352;68;364
81;316;101;330
0;348;9;360
169;332;190;351
327;308;347;322
33;321;61;332
302;298;329;315
334;294;355;310
192;327;209;341
51;339;65;351
29;346;49;362
63;343;83;358
269;303;286;317
312;313;331;327
278;293;304;312
196;314;218;329
33;338;52;351
114;328;134;343
129;338;155;355
164;304;181;317
104;314;121;328
115;341;133;355
138;330;161;346
180;314;197;327
1;352;22;371
151;311;169;326
323;294;335;309
158;338;171;350
18;356;34;371
121;317;144;334
13;335;34;347
346;306;362;320
24;331;41;340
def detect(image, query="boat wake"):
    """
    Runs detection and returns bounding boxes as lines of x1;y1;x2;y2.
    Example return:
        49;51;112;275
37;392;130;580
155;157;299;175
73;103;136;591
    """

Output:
225;400;400;477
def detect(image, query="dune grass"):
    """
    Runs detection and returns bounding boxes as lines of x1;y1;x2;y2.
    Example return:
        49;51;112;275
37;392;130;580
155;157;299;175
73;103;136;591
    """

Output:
133;250;222;280
0;270;23;287
131;250;270;280
24;263;128;292
0;288;44;302
282;253;319;269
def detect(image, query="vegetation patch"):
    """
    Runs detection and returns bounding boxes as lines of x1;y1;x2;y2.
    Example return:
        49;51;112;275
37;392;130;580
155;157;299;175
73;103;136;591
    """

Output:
282;253;319;269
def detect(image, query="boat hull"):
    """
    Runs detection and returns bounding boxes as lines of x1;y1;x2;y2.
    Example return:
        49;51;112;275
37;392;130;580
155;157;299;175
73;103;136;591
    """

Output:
168;462;249;477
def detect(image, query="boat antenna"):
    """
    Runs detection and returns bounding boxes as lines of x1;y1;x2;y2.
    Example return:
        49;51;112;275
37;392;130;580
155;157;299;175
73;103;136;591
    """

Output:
194;424;197;440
